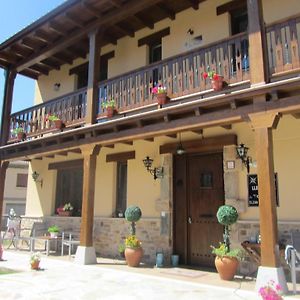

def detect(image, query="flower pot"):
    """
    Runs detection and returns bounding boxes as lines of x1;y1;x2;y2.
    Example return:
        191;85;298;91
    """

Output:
17;132;26;141
125;247;143;267
171;254;179;267
58;211;71;217
31;260;40;270
106;106;115;118
214;256;239;280
156;93;169;105
211;76;224;91
50;232;58;238
53;119;63;129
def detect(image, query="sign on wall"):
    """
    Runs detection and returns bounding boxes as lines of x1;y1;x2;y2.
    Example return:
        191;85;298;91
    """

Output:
247;173;279;207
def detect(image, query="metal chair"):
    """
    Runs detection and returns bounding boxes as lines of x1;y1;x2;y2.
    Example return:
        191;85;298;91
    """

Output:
61;232;80;258
285;231;300;294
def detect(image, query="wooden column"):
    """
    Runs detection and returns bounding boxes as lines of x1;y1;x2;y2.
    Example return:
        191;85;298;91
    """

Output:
1;69;16;145
247;0;269;85
249;112;281;267
0;161;9;232
79;145;100;246
86;30;102;125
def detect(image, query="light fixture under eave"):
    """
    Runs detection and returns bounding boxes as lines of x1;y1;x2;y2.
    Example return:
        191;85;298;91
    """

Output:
143;156;164;180
176;133;186;155
236;143;252;173
32;171;43;187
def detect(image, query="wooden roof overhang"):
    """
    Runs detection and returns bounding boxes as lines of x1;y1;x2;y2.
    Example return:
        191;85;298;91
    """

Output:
2;77;300;162
0;0;205;79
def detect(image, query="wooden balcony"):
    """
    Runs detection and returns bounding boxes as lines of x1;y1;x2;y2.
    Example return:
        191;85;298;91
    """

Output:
7;14;300;144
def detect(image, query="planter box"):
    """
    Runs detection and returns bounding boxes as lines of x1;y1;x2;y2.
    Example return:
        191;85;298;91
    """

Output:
58;211;72;217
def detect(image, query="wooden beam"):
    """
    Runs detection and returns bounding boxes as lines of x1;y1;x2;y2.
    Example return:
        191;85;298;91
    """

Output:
160;134;237;154
156;3;176;20
188;0;200;10
249;113;281;267
19;68;40;79
132;15;154;29
15;0;164;72
221;124;232;130
138;27;170;47
119;141;133;145
49;159;83;170
48;21;66;36
64;12;85;28
217;0;247;15
1;70;16;146
247;0;269;85
144;137;154;142
86;29;102;125
29;64;49;76
56;151;68;156
79;145;100;247
106;151;135;162
68;148;81;154
34;30;53;43
166;134;177;139
192;129;203;135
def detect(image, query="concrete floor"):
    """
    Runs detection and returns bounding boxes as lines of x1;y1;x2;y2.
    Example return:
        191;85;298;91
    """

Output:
0;250;299;300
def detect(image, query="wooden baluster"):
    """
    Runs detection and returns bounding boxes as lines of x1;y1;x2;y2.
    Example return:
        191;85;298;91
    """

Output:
235;38;242;82
282;23;292;71
289;20;300;69
274;24;284;73
188;54;195;94
222;41;230;83
177;58;183;96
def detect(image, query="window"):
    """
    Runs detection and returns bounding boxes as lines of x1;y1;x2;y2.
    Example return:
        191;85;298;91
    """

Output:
116;161;127;216
16;173;28;188
149;40;162;87
55;167;83;216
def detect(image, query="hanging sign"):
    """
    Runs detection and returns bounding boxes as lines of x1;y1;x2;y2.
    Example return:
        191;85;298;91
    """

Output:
247;173;279;207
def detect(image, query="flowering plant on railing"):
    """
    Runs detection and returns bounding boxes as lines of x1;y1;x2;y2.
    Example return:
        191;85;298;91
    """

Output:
46;114;60;121
258;280;283;300
11;127;25;135
202;71;221;81
152;85;167;94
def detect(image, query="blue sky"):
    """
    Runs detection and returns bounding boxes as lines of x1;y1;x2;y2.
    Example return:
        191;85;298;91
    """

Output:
0;0;66;116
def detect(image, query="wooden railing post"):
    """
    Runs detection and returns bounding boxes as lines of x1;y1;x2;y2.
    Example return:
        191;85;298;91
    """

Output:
86;30;102;125
1;69;16;145
247;0;269;85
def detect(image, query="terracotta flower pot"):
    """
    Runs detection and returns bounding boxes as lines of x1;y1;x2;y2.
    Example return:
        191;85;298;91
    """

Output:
17;132;26;141
31;260;40;270
211;76;224;91
58;210;72;216
156;93;169;105
125;247;143;267
214;256;239;280
54;119;63;129
106;106;115;118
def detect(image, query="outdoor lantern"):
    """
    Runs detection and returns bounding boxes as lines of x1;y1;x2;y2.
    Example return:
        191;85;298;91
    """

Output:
176;133;186;155
32;171;43;187
143;156;163;180
236;143;251;173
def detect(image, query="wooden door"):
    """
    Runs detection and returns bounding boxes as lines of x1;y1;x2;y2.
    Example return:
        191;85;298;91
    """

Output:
174;153;224;268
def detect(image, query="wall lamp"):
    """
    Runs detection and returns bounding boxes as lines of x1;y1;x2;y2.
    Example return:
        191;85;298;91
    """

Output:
32;171;43;187
54;83;61;91
143;156;164;180
236;143;252;173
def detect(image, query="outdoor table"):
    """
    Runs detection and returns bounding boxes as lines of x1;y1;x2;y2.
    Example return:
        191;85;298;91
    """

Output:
31;235;62;256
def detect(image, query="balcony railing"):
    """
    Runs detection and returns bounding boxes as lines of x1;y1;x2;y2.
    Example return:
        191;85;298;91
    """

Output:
97;32;249;118
9;88;86;141
266;13;300;76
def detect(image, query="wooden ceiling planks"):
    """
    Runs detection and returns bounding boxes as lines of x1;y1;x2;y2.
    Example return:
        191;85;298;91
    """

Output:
0;0;204;78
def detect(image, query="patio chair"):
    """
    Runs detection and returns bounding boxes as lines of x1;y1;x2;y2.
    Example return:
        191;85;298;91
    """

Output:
285;231;300;294
61;232;80;258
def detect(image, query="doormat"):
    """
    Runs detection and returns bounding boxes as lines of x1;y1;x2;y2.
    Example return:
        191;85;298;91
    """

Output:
159;268;209;278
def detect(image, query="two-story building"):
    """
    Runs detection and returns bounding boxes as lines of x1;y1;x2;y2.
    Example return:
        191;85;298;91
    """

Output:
1;0;300;291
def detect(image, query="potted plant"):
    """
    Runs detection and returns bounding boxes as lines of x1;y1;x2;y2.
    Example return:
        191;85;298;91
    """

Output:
101;99;116;118
211;205;244;280
258;280;283;300
11;127;26;141
124;205;143;267
118;244;125;258
56;202;74;216
30;252;41;270
47;225;60;238
47;114;64;129
202;70;224;91
152;85;169;105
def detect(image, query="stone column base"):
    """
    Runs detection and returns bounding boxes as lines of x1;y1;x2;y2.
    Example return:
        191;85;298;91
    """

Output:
255;266;288;294
75;246;97;265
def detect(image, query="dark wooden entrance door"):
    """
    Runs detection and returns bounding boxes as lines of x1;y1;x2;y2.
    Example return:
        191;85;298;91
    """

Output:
174;153;224;268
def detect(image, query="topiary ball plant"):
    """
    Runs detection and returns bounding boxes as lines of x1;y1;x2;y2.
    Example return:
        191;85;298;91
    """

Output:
216;205;238;251
125;205;142;235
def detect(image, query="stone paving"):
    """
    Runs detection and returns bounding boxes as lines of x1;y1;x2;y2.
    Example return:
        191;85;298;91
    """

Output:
0;251;298;300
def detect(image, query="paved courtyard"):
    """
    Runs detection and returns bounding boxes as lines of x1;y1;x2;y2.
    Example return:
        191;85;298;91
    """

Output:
0;251;298;300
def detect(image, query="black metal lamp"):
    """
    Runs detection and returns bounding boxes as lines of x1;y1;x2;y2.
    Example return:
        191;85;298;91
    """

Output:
236;143;251;173
176;133;186;155
32;171;43;187
143;156;164;180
